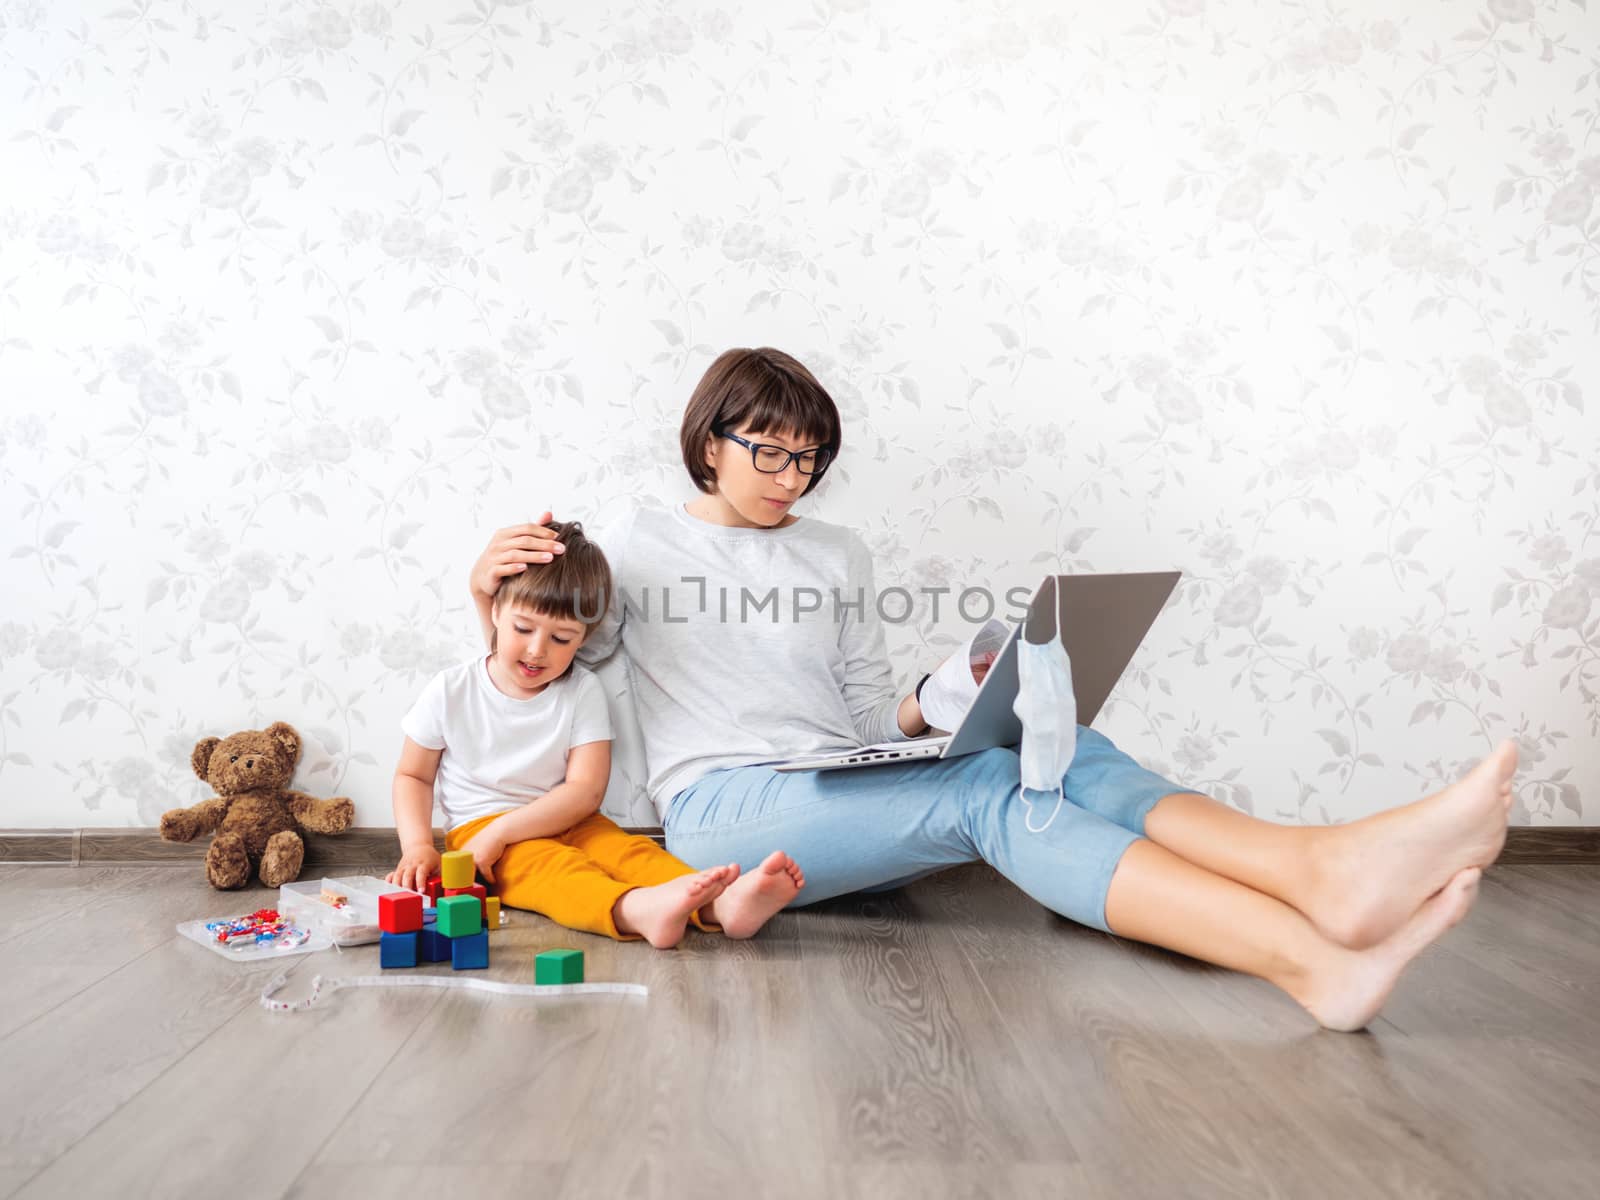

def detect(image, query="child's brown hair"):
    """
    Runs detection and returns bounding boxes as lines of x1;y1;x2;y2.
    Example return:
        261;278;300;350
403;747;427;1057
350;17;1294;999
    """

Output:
491;519;611;649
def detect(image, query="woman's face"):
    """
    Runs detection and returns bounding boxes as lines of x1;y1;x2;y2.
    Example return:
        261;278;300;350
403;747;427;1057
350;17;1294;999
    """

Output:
702;423;825;528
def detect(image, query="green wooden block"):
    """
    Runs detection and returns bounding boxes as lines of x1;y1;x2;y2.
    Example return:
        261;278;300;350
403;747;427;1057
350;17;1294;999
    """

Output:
436;894;482;938
535;949;584;985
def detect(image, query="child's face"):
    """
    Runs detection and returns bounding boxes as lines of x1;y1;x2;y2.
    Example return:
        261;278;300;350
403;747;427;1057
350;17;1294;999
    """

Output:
488;602;586;697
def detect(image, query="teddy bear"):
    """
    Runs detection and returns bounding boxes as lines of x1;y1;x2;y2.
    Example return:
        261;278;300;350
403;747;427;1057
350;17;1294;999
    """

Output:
160;721;355;890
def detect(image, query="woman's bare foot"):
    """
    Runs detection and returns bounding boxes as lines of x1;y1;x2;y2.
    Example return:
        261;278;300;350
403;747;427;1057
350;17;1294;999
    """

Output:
612;865;736;949
701;851;806;939
1302;740;1515;949
1291;867;1480;1032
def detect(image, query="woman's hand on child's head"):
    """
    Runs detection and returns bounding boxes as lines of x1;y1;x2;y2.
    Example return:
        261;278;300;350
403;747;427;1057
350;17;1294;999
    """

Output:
470;511;567;600
460;825;508;885
386;844;441;893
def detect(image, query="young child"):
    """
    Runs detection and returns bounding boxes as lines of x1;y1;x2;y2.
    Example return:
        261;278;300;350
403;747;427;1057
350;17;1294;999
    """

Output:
386;519;805;947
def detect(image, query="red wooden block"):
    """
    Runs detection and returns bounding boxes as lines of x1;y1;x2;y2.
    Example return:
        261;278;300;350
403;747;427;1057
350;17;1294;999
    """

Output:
444;883;488;918
424;875;443;904
379;891;423;934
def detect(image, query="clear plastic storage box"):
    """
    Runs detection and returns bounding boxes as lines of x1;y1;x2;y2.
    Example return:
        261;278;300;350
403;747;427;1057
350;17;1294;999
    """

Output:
278;875;424;946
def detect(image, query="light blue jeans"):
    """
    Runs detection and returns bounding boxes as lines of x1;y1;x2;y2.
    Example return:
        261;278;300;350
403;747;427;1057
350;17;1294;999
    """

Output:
662;726;1187;933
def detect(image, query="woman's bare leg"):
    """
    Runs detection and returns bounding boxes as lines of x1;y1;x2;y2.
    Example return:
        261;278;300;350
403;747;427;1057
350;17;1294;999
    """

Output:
1139;740;1516;948
1104;837;1482;1031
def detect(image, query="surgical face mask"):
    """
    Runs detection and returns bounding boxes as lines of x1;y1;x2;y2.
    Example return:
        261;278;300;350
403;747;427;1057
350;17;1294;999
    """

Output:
1011;634;1077;833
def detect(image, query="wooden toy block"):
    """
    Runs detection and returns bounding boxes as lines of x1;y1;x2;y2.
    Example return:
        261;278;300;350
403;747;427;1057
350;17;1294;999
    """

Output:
419;925;451;963
535;949;583;985
444;882;488;919
451;930;489;970
440;850;475;890
435;894;482;938
380;930;418;969
378;891;423;934
485;896;501;930
423;875;443;904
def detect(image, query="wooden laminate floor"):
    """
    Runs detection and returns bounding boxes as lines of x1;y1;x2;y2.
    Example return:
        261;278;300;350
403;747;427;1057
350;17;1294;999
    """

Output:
1;862;1596;1199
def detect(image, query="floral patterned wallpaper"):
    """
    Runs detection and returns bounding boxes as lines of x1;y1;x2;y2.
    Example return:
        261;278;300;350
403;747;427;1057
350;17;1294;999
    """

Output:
1;0;1595;830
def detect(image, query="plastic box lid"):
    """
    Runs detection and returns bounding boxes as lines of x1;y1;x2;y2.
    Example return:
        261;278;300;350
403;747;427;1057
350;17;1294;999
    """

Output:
278;875;427;946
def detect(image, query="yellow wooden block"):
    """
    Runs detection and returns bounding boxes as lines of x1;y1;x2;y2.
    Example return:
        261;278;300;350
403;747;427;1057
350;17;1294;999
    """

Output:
440;849;475;890
485;896;500;931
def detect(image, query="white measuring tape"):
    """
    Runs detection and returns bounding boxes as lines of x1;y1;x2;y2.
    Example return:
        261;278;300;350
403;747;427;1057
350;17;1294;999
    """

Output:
260;969;648;1013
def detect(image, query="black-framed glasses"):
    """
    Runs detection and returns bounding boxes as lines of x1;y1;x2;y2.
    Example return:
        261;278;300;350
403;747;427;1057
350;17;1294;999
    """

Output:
718;430;832;476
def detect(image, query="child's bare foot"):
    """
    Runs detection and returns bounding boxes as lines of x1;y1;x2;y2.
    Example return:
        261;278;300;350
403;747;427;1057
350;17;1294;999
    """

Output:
702;851;806;940
1301;740;1515;949
613;865;736;949
1291;867;1480;1032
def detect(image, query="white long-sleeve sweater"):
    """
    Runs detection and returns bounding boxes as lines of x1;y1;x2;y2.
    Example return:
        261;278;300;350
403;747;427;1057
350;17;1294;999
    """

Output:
579;502;911;819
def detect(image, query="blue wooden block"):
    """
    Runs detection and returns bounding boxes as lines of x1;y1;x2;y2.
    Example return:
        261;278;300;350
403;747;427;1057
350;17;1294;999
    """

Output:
380;930;418;969
451;930;489;970
419;926;451;963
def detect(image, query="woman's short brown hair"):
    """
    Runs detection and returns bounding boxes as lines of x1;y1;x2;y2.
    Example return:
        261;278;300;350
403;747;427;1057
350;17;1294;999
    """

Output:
491;520;611;647
679;347;842;497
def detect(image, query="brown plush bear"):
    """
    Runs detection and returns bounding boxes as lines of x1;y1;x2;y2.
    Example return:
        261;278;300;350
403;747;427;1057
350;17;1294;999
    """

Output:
160;721;354;890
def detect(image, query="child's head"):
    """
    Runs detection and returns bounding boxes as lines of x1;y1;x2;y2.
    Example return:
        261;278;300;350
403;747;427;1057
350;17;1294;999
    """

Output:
679;348;841;524
488;519;610;694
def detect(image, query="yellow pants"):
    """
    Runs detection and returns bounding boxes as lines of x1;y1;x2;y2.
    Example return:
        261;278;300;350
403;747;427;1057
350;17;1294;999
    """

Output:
445;811;715;941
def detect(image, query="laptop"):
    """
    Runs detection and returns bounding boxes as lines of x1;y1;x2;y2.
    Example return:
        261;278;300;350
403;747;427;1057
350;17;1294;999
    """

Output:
772;571;1181;773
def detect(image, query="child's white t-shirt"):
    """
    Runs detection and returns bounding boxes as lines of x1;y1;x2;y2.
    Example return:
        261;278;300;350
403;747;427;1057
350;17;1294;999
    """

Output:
400;657;613;831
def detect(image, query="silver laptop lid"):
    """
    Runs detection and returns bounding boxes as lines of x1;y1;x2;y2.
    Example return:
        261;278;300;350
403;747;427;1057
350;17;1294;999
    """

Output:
943;619;1023;756
942;571;1180;757
1052;571;1180;725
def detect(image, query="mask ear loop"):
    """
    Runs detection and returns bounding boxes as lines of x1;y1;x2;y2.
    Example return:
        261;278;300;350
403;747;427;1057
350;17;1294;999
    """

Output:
1022;783;1066;834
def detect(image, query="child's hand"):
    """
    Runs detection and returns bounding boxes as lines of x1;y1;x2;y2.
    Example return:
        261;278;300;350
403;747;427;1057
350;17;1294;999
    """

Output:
387;844;441;892
460;824;508;884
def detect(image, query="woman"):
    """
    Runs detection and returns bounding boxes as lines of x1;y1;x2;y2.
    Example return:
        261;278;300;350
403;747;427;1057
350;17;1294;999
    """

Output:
469;347;1515;1031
